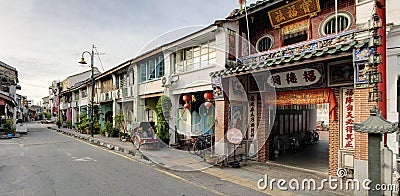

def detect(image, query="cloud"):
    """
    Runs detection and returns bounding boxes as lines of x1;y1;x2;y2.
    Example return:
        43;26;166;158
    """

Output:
0;0;239;103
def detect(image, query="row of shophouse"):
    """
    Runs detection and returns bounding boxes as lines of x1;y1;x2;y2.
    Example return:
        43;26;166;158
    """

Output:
47;0;400;193
0;60;30;128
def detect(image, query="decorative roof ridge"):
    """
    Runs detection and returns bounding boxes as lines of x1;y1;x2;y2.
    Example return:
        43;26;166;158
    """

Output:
210;33;367;77
239;30;356;61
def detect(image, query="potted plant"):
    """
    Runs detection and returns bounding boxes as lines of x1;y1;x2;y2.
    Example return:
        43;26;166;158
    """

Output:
4;119;16;137
66;120;72;129
104;122;113;137
156;96;172;144
99;126;107;136
77;114;89;134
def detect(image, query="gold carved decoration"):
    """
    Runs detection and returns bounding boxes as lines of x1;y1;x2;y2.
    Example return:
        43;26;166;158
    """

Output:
268;0;321;28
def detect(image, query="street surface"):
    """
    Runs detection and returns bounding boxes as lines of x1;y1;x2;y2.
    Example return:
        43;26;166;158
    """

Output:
0;123;265;196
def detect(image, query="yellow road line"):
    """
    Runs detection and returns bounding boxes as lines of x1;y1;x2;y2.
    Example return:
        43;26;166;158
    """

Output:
73;137;225;196
203;168;297;196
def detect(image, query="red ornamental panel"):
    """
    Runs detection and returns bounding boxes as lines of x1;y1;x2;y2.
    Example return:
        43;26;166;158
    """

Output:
341;88;355;149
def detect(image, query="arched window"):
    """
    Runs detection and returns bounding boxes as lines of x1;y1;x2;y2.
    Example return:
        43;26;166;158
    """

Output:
256;34;274;52
320;12;353;36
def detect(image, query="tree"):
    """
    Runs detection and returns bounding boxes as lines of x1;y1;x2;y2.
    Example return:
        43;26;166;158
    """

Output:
156;95;172;144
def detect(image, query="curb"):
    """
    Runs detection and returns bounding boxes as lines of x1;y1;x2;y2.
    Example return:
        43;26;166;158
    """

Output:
48;126;148;161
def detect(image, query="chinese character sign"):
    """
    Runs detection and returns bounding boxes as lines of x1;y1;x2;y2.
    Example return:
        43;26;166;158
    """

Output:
267;68;321;88
341;88;355;149
268;0;321;28
248;94;257;139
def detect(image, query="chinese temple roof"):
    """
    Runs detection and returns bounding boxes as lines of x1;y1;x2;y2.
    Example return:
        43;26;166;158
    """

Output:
210;30;366;77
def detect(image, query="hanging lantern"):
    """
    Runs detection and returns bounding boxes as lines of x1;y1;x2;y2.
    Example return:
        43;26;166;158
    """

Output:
184;103;190;109
204;92;213;100
204;101;212;108
182;95;191;102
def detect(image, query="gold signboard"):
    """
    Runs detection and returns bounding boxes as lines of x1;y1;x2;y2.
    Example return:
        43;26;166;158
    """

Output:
268;0;321;28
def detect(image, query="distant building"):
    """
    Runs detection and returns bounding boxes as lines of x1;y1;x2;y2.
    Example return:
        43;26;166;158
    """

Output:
0;60;19;127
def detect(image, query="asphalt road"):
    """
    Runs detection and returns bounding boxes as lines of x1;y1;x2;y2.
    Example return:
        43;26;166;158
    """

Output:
0;123;265;196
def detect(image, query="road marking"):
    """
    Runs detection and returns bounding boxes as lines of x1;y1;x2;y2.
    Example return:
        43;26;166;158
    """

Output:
73;157;96;162
72;138;225;195
202;168;297;196
0;143;19;145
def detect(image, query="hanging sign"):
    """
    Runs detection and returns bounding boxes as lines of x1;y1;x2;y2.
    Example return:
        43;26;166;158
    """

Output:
248;94;257;139
267;68;321;88
268;0;321;28
341;88;355;149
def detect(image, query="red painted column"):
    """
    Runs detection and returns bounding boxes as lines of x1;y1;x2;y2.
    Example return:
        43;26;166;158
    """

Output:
376;1;387;144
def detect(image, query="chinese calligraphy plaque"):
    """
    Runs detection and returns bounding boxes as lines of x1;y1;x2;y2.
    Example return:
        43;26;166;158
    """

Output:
268;0;321;28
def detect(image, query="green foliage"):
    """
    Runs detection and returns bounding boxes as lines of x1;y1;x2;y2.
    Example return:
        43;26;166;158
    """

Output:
103;122;113;134
156;95;171;144
3;119;15;134
40;111;51;119
160;96;172;119
114;113;127;134
77;113;89;132
66;120;72;128
94;121;100;133
99;125;106;135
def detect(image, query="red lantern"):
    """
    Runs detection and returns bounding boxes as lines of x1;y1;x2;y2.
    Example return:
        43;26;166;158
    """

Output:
204;101;212;108
204;92;213;100
184;103;190;109
182;95;191;102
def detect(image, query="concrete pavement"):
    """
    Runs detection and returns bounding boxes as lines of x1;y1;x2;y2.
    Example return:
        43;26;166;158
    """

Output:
2;123;269;196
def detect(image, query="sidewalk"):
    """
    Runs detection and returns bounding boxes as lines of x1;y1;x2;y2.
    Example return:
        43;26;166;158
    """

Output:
47;124;352;196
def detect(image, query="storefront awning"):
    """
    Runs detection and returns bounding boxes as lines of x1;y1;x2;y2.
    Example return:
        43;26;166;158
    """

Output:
265;88;337;121
172;85;212;95
0;92;17;107
139;92;164;99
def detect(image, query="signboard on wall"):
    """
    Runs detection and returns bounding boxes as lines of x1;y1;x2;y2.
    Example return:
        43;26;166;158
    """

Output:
266;68;321;88
341;88;355;149
248;94;257;139
268;0;321;28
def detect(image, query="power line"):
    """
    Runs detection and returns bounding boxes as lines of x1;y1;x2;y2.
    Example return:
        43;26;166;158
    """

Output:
94;46;105;72
20;83;50;88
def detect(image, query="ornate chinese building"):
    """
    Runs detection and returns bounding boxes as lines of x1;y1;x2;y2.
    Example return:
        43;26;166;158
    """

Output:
210;0;371;176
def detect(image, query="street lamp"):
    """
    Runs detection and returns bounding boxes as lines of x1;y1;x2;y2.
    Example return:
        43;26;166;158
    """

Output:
49;82;60;128
79;45;95;137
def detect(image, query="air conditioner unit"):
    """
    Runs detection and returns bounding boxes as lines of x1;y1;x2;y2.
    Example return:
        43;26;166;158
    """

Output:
161;76;169;87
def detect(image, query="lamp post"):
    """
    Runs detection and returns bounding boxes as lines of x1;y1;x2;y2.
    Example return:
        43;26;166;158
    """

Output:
79;45;95;137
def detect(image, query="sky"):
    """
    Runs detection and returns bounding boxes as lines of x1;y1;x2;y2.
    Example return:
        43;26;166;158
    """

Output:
0;0;240;104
